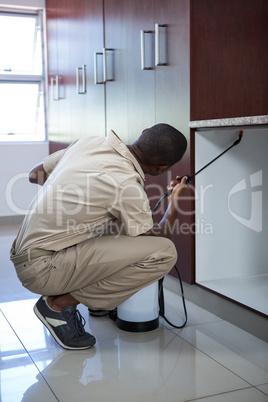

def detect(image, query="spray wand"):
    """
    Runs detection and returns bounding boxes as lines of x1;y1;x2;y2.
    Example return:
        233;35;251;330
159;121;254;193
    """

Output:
165;130;244;197
176;130;243;185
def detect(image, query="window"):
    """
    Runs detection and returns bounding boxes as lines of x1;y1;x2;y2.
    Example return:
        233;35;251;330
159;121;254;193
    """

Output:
0;10;46;141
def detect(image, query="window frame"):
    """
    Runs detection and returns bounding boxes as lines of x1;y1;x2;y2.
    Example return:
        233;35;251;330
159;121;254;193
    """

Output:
0;8;47;142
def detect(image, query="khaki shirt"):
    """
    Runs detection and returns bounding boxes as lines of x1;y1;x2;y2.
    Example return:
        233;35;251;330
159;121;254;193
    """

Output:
14;131;153;254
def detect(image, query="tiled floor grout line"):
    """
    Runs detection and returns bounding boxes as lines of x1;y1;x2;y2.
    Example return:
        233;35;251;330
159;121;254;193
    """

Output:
159;320;255;395
253;384;268;398
169;330;255;390
26;352;60;402
0;308;60;401
158;315;263;396
183;385;256;402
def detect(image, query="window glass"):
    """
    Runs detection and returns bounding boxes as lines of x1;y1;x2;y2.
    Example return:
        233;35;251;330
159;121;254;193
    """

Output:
0;14;42;75
0;83;45;140
0;11;45;141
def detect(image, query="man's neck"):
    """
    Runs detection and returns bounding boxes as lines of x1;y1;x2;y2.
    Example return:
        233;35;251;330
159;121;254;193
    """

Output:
127;145;147;174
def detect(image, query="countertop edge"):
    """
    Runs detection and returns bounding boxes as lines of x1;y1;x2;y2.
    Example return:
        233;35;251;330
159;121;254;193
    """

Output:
189;115;268;129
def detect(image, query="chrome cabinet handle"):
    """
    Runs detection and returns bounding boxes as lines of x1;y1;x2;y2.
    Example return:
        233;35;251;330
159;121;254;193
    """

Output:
103;48;107;83
155;23;165;66
94;52;104;84
76;65;86;94
51;75;59;101
140;30;153;70
103;48;114;82
94;49;114;84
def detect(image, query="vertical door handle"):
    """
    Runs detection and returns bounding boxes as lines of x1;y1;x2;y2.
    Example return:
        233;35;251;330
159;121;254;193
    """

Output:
76;65;86;94
103;48;107;83
103;48;114;82
94;49;114;84
140;30;153;70
94;52;105;84
140;30;145;70
155;23;165;66
51;75;59;101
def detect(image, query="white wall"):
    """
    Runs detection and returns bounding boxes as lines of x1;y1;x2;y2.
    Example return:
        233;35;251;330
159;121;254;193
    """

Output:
195;126;267;281
0;0;48;218
0;142;49;216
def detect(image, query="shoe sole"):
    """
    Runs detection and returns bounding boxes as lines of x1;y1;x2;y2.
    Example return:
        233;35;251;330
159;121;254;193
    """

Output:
34;303;96;350
89;310;109;317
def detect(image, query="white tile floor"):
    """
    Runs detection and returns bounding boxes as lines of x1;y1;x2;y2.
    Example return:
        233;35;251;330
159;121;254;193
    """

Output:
1;225;268;402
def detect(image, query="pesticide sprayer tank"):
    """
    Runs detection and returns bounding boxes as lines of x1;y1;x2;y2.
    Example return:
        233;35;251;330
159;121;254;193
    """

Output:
116;282;159;332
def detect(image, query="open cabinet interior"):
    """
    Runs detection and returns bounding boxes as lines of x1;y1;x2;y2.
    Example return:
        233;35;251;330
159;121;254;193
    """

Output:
195;126;267;316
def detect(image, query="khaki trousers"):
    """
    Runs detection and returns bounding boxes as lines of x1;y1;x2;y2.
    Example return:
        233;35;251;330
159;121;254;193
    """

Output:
13;235;177;310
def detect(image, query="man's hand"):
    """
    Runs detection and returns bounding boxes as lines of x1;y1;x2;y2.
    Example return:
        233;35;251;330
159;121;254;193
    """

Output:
168;175;188;201
144;175;189;240
29;162;48;185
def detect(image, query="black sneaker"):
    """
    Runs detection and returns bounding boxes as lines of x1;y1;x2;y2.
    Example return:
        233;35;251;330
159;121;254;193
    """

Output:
34;296;96;350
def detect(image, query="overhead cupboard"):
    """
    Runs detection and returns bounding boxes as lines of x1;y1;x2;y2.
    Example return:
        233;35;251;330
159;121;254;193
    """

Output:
45;0;268;296
46;0;190;143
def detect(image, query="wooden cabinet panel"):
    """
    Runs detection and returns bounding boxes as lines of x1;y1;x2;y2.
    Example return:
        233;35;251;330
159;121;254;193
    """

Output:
104;0;129;143
145;0;193;283
85;0;105;137
104;0;156;144
68;0;88;139
57;0;71;143
126;0;155;144
46;0;59;140
155;0;190;132
190;0;268;120
46;0;105;142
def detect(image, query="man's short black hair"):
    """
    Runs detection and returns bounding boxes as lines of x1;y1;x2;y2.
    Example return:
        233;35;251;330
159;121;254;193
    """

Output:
135;123;187;167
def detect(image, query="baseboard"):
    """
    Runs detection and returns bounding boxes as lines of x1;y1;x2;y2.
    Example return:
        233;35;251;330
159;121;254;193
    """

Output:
0;215;24;226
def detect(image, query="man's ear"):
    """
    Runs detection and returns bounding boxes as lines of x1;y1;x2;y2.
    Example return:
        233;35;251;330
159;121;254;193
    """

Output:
157;165;169;174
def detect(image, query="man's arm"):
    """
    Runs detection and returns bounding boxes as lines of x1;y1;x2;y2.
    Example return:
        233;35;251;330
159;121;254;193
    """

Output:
29;162;48;185
144;176;188;240
29;146;71;185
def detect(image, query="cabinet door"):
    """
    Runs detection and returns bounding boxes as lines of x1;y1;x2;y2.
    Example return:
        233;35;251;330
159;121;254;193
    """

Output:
190;0;268;120
57;0;71;143
68;0;88;140
68;0;105;140
145;0;193;283
46;0;59;140
104;0;129;143
85;0;105;137
126;0;155;144
155;0;190;134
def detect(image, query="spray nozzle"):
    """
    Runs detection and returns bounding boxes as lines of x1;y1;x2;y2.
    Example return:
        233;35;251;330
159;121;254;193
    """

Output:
233;130;244;146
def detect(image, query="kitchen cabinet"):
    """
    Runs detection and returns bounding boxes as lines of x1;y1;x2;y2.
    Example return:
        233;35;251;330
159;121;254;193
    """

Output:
103;0;192;282
103;0;129;144
190;0;268;120
45;0;193;283
195;126;268;316
46;0;105;142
